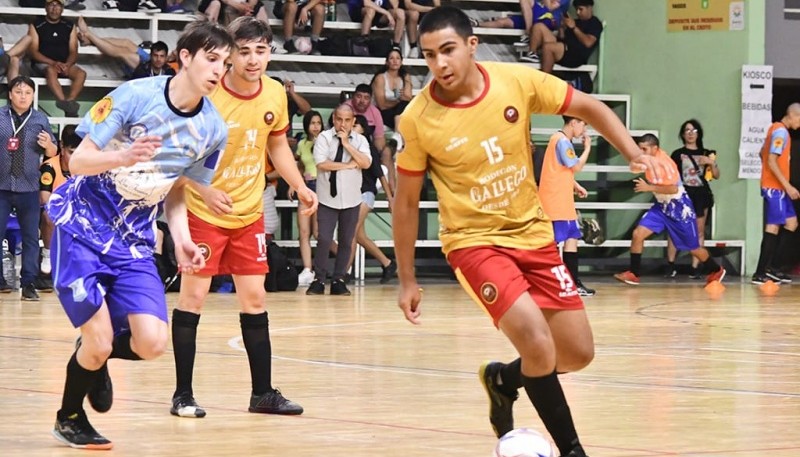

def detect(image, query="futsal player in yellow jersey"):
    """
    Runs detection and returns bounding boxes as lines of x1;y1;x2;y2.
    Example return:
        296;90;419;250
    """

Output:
393;7;666;456
170;17;318;418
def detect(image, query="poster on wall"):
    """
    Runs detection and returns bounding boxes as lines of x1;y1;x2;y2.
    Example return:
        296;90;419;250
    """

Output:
738;65;773;180
667;0;745;31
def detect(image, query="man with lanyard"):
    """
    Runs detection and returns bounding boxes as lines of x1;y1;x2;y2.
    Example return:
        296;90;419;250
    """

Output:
0;76;57;298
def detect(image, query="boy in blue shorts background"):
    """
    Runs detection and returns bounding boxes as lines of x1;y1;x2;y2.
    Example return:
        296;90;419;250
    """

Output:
76;17;176;80
48;21;233;450
614;134;726;286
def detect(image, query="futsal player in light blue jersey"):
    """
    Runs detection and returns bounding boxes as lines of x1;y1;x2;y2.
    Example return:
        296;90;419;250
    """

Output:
49;21;234;450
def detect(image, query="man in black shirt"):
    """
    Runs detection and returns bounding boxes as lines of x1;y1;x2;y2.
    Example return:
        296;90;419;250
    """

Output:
29;0;86;117
525;0;602;74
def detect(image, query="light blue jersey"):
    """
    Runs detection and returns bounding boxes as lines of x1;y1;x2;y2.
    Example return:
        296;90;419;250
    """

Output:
48;76;227;258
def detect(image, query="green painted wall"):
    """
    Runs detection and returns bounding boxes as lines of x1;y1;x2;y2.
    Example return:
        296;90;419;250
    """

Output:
595;0;765;273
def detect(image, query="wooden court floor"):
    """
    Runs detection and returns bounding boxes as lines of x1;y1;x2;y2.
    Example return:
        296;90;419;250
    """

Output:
1;278;799;457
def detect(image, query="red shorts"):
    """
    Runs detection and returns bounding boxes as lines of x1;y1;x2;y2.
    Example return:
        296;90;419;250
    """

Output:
447;243;584;327
188;212;269;276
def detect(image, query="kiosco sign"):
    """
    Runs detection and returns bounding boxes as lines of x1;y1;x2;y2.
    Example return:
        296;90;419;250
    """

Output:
738;65;773;180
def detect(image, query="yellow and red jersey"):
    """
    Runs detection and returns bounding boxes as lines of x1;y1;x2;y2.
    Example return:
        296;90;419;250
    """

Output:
185;75;289;228
397;62;573;254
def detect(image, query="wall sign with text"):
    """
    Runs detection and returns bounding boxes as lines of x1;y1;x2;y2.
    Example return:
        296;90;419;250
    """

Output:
738;65;773;180
667;0;745;32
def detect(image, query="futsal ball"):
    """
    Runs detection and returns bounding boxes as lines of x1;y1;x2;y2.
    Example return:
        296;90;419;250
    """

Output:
492;428;556;457
295;37;313;55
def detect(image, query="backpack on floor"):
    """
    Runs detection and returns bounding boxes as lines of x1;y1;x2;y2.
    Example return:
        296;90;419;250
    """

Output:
265;242;298;292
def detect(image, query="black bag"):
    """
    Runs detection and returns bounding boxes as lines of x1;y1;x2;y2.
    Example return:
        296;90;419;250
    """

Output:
117;0;140;11
367;38;394;58
558;71;594;94
155;221;181;292
265;242;298;292
319;33;351;56
349;36;370;57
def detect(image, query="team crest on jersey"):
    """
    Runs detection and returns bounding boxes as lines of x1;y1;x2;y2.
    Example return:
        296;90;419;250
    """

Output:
198;242;212;261
264;111;275;125
89;96;113;124
128;124;148;140
774;137;784;149
504;106;519;123
480;282;498;305
566;148;576;159
41;173;54;186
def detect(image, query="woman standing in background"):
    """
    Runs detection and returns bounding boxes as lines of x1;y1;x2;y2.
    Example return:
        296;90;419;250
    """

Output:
666;119;720;278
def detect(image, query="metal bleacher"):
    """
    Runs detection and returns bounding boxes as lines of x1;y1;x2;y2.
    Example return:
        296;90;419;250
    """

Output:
0;0;744;280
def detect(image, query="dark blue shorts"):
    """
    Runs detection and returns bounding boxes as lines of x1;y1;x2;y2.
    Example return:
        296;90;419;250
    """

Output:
51;227;168;335
552;220;582;243
509;14;526;29
639;206;700;251
762;188;797;225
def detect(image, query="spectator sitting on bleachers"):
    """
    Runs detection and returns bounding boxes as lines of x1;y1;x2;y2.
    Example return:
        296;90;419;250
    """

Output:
39;124;77;277
29;0;86;117
474;0;562;37
76;18;175;79
370;47;412;131
0;34;33;81
273;0;325;55
348;0;406;50
402;0;440;57
198;0;270;26
344;83;386;152
524;0;602;74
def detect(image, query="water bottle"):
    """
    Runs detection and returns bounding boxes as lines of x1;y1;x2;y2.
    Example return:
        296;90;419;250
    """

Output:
704;152;716;181
327;0;337;22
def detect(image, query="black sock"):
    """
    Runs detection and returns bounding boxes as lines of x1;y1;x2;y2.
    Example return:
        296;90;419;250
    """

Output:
773;227;796;271
409;42;417;48
240;312;272;396
631;253;642;276
109;332;142;360
702;256;720;273
522;371;581;456
392;41;400;48
59;352;101;417
497;358;522;395
172;309;200;397
562;251;579;283
755;232;778;275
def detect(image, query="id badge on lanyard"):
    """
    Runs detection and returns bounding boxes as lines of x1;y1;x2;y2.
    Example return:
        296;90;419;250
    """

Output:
6;137;20;152
8;110;33;153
